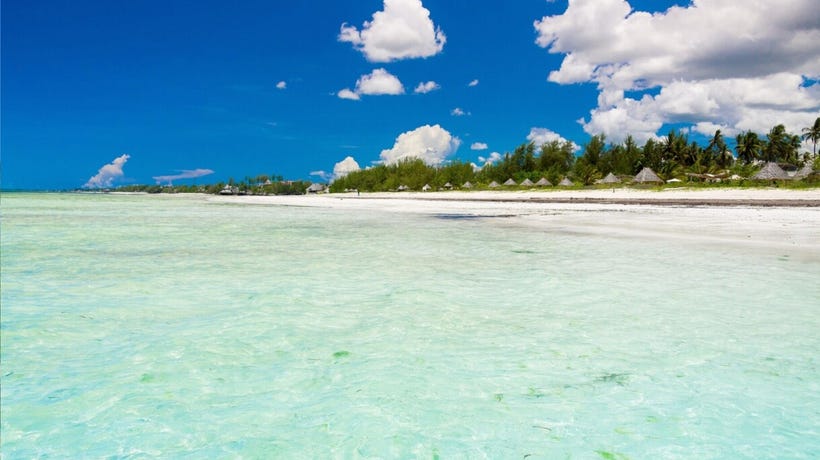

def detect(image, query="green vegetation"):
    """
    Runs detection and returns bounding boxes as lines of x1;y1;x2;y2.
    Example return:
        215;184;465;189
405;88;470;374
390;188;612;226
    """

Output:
115;174;312;195
332;120;819;191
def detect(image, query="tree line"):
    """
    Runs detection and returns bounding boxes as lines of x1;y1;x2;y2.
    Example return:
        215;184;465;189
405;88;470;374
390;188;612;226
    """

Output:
332;119;820;191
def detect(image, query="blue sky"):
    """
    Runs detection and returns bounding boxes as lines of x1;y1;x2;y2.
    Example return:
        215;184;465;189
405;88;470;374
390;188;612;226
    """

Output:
2;0;818;189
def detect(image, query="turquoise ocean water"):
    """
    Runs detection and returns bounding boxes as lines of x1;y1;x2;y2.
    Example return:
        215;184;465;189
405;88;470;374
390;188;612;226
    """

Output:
1;193;818;458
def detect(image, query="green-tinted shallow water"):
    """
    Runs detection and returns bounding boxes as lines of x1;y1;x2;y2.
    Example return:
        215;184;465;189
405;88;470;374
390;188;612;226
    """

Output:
1;193;818;458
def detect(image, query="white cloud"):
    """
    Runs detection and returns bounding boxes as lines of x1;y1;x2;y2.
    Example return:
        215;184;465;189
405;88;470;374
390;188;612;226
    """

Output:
338;68;404;100
339;0;446;62
534;0;820;142
310;170;331;181
333;156;361;180
414;81;440;94
526;127;581;151
337;88;361;100
379;124;461;165
84;154;130;188
276;81;287;90
478;151;503;166
468;79;479;87
470;142;488;150
152;168;214;185
451;107;468;116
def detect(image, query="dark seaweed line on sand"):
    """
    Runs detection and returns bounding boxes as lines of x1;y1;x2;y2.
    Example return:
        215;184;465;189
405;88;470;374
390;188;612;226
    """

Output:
361;196;820;208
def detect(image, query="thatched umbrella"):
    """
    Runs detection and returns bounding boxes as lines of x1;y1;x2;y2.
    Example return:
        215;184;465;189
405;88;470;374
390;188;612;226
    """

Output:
633;167;662;184
600;172;620;184
558;177;574;186
752;162;789;180
535;177;552;186
488;181;500;188
462;181;473;189
422;183;432;191
793;164;814;180
520;178;534;186
443;182;453;189
503;178;517;186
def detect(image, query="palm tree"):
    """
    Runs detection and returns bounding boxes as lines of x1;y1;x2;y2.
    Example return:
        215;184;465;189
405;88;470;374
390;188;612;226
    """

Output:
764;124;800;164
802;117;820;157
735;131;762;164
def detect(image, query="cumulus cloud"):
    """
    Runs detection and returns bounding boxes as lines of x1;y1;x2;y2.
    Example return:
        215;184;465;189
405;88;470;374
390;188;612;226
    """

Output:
339;0;446;62
526;127;581;151
333;156;361;180
276;81;287;90
471;142;488;150
152;168;215;185
451;107;468;116
338;68;404;100
84;154;130;188
478;151;503;166
468;79;479;87
379;124;461;165
414;81;440;94
534;0;820;142
337;88;360;100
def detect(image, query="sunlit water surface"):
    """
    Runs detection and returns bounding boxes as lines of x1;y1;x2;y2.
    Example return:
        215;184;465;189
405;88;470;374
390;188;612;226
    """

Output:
1;193;818;458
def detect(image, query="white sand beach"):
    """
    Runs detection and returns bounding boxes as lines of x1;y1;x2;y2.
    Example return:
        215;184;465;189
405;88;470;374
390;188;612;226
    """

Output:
213;188;820;257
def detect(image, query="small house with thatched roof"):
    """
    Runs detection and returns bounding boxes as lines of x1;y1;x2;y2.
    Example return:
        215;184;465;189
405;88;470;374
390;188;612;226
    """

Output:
558;177;574;186
634;167;662;184
462;181;473;189
793;164;814;180
422;183;432;191
520;178;534;187
503;178;517;186
599;172;621;184
535;177;552;186
488;181;500;188
752;162;789;181
306;183;327;194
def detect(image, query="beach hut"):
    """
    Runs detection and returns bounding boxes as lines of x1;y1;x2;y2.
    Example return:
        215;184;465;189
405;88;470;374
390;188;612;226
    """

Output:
488;181;500;188
535;177;552;187
600;172;620;184
520;178;534;187
633;167;663;184
503;178;517;186
558;177;574;186
462;181;473;189
443;182;453;190
306;183;326;194
793;164;814;180
752;162;789;181
422;183;432;191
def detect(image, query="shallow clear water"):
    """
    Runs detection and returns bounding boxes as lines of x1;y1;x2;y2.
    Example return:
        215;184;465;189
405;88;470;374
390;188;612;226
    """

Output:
2;193;818;458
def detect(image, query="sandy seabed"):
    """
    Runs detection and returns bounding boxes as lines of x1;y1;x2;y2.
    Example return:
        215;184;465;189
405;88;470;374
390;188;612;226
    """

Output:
209;188;820;259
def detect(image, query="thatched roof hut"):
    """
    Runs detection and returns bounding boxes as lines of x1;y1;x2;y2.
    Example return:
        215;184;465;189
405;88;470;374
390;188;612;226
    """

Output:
443;182;453;189
306;183;326;194
519;178;534;187
752;162;789;180
558;177;574;186
793;164;814;180
535;177;552;186
600;172;620;184
462;181;473;189
422;183;432;191
488;181;500;188
633;167;662;183
503;178;517;186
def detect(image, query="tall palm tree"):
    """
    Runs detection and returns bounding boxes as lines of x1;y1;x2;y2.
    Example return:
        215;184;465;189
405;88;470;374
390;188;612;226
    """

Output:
735;131;762;165
802;117;820;156
764;124;800;164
